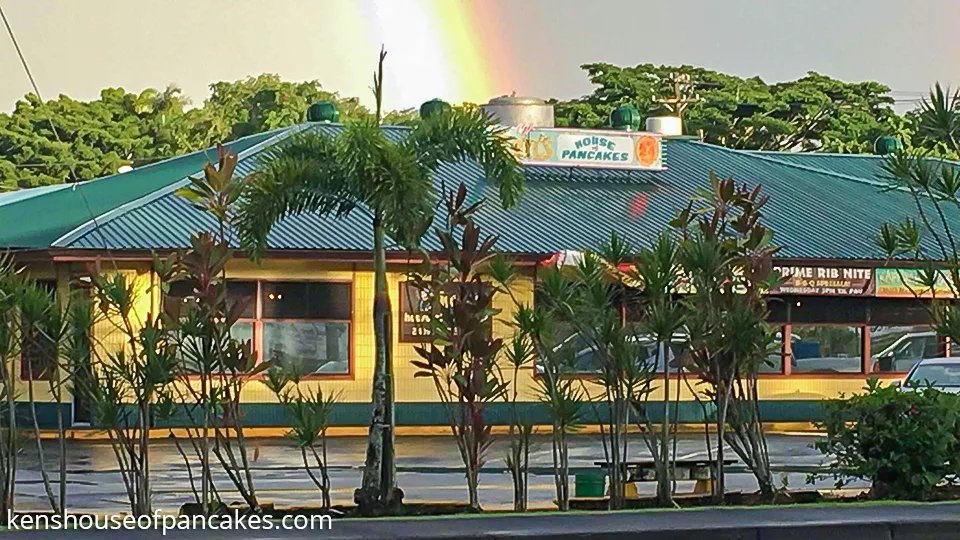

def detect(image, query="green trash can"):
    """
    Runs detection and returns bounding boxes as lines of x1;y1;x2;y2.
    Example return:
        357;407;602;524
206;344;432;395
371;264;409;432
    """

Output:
575;472;605;498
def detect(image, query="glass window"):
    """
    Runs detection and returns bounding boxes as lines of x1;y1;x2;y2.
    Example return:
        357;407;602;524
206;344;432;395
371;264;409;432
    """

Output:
165;281;256;373
871;325;942;373
906;362;960;387
789;296;868;324
261;282;351;320
543;333;688;375
263;321;349;374
165;280;256;319
791;325;862;373
260;281;351;376
759;327;786;374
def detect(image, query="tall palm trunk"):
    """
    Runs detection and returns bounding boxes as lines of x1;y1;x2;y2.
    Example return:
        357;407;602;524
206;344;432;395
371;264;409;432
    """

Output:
357;217;399;515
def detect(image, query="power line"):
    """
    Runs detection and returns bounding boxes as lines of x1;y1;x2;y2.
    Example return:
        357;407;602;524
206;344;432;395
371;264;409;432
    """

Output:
0;4;41;100
0;2;118;268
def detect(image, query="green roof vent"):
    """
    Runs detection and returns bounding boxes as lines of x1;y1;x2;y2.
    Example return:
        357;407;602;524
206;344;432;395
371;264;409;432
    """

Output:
610;105;641;131
420;99;451;119
307;101;340;123
874;136;903;155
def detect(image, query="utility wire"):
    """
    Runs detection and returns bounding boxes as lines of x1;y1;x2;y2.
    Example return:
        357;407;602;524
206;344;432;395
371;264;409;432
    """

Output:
0;2;120;273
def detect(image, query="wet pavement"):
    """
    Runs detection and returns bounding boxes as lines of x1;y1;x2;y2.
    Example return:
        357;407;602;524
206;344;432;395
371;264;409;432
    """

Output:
13;433;858;513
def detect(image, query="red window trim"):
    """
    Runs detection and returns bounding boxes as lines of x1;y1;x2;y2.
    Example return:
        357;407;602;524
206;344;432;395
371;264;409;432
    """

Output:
173;279;356;381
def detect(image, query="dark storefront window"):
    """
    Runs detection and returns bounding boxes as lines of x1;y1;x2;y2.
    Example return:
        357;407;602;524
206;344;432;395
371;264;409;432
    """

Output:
261;282;351;375
791;325;863;373
870;325;942;373
164;280;352;376
164;280;257;373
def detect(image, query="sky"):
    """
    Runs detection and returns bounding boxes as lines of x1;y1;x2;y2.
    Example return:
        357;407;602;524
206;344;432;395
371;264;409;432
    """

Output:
0;0;958;113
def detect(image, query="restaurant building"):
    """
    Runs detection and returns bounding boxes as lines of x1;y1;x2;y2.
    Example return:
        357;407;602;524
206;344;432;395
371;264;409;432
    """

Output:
0;99;953;428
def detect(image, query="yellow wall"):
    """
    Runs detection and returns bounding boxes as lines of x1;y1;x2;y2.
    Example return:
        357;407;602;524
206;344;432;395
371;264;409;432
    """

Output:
14;258;889;408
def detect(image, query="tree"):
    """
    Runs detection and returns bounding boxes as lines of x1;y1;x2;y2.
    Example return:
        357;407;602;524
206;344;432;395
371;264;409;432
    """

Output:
509;292;583;511
553;63;899;153
0;88;186;189
409;184;509;511
265;364;338;509
167;145;266;515
234;49;524;516
909;83;960;159
876;83;960;391
0;254;21;522
672;173;781;501
200;74;369;141
0;75;386;189
633;233;686;508
88;272;179;516
537;239;656;511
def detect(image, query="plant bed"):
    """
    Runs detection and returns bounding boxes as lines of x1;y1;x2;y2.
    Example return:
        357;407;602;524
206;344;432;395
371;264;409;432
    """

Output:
567;489;838;511
179;501;474;520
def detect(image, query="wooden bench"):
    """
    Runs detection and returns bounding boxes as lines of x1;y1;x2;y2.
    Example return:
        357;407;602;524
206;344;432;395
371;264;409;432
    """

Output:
593;458;737;495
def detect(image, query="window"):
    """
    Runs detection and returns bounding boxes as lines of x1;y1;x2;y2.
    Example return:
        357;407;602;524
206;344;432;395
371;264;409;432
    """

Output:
871;325;943;373
760;327;786;374
164;281;257;373
165;280;256;319
541;331;688;375
261;282;351;375
791;325;862;373
163;280;352;377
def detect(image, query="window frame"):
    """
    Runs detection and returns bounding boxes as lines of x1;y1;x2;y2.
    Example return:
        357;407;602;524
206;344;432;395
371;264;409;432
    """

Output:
164;279;355;380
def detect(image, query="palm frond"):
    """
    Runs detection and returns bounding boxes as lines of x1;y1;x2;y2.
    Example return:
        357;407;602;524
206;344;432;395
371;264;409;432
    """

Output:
234;131;352;259
405;108;525;209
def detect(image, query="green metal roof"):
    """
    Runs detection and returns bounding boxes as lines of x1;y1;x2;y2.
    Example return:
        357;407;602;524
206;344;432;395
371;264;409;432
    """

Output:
3;122;958;262
0;129;282;249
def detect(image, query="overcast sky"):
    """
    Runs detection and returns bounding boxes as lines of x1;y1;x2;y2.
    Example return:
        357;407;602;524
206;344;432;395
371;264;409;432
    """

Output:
0;0;956;112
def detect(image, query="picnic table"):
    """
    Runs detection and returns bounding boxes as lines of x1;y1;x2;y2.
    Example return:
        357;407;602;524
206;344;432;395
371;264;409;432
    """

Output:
593;458;738;495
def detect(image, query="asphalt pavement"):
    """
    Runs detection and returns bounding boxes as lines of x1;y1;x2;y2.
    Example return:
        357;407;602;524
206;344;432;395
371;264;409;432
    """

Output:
13;433;853;514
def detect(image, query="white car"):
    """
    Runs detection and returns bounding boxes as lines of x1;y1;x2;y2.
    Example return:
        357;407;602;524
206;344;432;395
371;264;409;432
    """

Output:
902;357;960;393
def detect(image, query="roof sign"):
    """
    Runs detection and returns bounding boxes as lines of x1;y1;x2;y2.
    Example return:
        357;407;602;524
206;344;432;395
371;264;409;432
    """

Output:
504;126;663;170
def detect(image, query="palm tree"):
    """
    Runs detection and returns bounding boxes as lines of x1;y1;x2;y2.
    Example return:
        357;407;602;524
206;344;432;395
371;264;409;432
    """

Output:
234;48;524;515
917;82;960;154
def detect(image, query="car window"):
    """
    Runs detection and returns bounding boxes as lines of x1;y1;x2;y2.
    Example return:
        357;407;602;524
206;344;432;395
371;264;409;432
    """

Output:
907;363;960;387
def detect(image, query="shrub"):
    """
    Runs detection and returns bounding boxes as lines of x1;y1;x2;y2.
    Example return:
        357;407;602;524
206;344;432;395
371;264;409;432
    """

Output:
816;377;960;500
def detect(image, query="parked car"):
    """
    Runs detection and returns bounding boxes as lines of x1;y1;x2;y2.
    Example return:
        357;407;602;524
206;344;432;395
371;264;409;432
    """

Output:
901;357;960;393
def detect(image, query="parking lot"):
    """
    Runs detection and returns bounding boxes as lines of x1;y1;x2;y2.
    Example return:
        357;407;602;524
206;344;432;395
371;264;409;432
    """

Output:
12;433;861;513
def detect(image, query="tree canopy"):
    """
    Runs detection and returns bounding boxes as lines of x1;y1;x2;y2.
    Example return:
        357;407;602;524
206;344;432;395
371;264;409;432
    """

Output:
552;63;905;153
2;65;956;190
0;75;373;190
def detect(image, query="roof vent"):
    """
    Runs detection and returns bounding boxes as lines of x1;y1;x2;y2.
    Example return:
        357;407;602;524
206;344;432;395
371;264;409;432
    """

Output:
610;105;641;131
874;136;903;155
645;116;683;136
481;95;554;128
306;101;340;123
420;99;451;119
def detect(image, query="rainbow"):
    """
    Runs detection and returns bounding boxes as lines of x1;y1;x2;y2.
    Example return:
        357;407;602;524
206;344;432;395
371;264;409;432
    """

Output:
328;0;518;111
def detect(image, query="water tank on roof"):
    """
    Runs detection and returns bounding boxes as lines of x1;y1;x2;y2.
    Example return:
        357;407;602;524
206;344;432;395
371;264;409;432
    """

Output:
646;116;683;136
481;95;554;128
307;101;340;123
